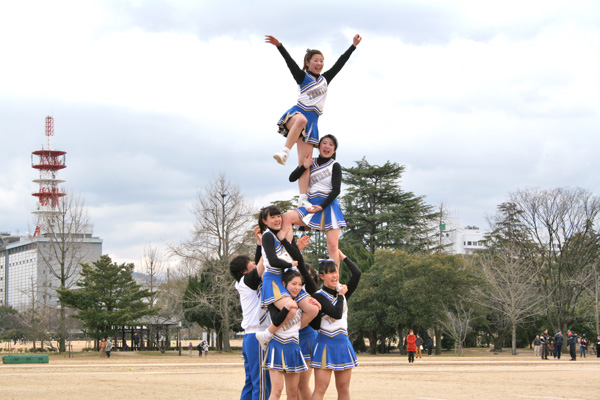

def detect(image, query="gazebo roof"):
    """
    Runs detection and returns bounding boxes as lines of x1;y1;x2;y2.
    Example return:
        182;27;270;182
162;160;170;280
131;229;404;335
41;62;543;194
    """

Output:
130;316;180;326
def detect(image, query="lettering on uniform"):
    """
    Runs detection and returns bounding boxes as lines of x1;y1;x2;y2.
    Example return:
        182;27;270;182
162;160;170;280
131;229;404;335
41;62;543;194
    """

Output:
309;168;332;186
322;299;347;325
307;86;327;100
282;310;302;331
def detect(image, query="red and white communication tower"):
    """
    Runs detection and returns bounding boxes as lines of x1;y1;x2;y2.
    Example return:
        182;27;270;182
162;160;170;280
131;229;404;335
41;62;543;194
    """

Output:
31;116;67;237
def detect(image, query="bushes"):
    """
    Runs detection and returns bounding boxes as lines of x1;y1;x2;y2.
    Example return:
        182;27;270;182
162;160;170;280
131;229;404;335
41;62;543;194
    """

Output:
28;347;49;353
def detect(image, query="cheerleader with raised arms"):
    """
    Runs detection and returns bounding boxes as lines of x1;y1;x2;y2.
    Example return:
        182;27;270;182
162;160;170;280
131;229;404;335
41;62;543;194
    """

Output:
266;34;361;208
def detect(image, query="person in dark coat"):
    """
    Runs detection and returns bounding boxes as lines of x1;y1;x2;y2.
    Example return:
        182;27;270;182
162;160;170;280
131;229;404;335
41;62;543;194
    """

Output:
415;334;423;359
567;331;577;361
540;329;550;360
579;334;588;358
426;335;434;356
133;332;140;351
553;330;563;359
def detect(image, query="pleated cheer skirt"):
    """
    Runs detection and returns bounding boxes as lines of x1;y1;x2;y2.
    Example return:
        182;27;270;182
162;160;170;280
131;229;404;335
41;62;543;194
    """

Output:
299;326;318;362
262;336;308;373
277;105;320;146
310;330;359;370
296;196;346;232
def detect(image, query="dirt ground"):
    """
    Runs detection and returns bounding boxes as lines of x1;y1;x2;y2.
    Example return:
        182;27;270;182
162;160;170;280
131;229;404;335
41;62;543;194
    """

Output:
1;345;598;400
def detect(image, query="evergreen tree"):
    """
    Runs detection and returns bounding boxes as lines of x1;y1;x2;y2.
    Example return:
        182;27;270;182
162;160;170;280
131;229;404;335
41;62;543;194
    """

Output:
58;255;157;341
341;157;440;254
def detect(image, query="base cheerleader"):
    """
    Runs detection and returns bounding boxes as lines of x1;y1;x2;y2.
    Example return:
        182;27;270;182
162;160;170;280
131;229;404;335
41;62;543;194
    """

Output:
310;251;361;400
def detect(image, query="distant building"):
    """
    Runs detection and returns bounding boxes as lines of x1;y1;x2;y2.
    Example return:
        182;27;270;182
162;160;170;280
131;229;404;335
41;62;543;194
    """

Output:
0;231;102;309
439;217;490;255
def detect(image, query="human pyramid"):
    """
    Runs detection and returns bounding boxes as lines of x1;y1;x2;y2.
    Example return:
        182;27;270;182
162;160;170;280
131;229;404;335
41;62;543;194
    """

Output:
230;34;362;400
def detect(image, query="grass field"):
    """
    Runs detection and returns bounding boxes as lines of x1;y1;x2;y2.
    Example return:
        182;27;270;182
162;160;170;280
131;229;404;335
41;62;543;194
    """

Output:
1;346;598;400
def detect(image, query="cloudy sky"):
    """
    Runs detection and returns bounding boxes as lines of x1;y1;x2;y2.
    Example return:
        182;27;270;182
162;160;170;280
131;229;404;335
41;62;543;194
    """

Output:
1;0;598;269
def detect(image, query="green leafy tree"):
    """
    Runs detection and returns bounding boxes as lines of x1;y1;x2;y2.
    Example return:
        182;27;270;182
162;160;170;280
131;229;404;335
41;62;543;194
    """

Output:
181;262;241;350
349;250;411;354
341;157;440;255
58;255;157;343
349;250;475;354
402;253;478;354
0;306;20;336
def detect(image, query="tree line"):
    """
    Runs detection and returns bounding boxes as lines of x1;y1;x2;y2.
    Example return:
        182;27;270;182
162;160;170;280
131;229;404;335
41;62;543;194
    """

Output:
2;158;598;356
175;158;600;355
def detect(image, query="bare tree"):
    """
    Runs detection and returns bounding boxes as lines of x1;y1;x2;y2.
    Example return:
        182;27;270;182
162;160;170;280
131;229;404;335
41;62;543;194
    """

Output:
35;192;98;352
141;243;164;308
509;187;600;333
19;277;50;350
170;174;254;352
439;298;476;356
473;245;545;354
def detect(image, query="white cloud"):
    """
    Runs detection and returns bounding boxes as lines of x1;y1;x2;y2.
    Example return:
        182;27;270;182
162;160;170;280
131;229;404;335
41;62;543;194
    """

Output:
1;0;598;267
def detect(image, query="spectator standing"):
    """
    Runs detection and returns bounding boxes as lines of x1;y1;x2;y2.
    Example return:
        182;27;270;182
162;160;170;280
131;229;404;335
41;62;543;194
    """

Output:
99;338;107;358
533;335;541;357
105;337;112;358
579;334;588;358
415;334;423;359
540;329;550;360
197;342;203;357
567;330;577;361
553;330;563;359
188;342;194;357
426;335;434;356
595;335;600;358
406;330;417;363
203;341;209;358
133;332;140;351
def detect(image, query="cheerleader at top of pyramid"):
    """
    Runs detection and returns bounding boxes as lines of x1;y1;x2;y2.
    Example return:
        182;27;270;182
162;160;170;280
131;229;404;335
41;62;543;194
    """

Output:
266;33;361;209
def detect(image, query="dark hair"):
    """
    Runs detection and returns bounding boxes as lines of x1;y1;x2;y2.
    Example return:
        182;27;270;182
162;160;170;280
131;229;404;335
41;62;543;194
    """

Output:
318;259;337;275
258;205;282;233
306;262;319;285
283;268;303;286
303;49;323;72
230;255;251;281
319;134;338;160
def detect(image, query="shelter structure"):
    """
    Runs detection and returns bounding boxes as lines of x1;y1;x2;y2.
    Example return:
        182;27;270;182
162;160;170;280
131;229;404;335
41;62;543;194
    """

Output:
115;316;181;352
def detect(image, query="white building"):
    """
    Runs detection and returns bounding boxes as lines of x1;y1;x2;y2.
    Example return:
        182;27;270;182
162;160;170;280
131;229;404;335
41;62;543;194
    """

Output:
0;232;102;309
439;217;490;255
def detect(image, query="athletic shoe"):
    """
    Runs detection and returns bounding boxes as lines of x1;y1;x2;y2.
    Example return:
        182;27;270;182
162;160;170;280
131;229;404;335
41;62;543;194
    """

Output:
273;151;288;165
255;331;271;350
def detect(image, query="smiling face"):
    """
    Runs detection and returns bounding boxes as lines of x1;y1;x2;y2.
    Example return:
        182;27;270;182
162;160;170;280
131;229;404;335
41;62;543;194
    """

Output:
262;212;282;231
285;276;303;298
320;268;339;290
306;53;324;75
318;136;337;158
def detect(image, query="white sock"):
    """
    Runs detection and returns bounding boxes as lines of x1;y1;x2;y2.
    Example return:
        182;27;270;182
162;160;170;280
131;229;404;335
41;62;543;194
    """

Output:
264;330;274;340
282;147;290;154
